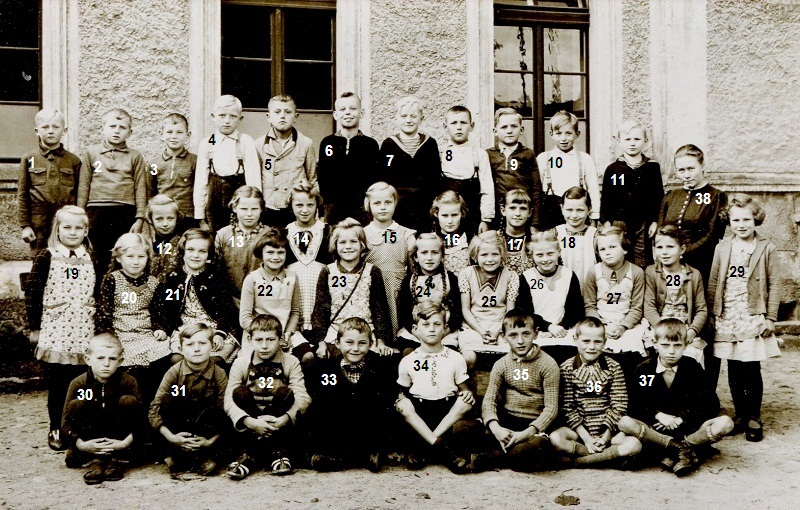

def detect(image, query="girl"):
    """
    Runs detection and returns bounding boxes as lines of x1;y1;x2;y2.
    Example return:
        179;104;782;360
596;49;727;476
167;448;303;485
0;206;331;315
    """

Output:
215;185;268;303
708;194;781;442
600;121;664;268
643;225;707;364
310;218;394;360
285;179;332;333
396;233;462;355
144;194;185;278
517;229;584;364
497;189;535;275
363;181;416;335
431;190;471;275
459;230;519;356
555;186;597;287
152;228;240;368
26;205;98;450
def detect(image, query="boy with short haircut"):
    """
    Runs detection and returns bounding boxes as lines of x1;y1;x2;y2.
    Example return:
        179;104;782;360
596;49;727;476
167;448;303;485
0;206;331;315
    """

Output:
307;317;397;472
396;302;475;473
149;323;229;476
255;94;317;227
77;108;148;271
193;94;261;232
440;105;494;234
317;92;379;224
151;113;197;226
18;108;82;251
618;318;734;477
486;107;541;229
549;317;642;466
62;333;141;484
224;314;310;479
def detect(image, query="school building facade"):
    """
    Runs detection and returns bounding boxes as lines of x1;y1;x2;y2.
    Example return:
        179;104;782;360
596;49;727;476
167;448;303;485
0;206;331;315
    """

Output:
0;0;798;322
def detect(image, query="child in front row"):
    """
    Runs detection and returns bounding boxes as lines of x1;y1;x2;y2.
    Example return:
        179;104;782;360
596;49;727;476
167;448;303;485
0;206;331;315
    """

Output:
556;186;598;287
618;319;733;477
550;318;642;466
149;323;229;476
432;190;471;275
225;314;310;479
497;189;535;275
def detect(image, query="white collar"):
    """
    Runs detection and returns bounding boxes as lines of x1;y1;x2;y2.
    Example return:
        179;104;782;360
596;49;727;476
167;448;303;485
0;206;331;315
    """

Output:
53;244;89;259
656;358;678;374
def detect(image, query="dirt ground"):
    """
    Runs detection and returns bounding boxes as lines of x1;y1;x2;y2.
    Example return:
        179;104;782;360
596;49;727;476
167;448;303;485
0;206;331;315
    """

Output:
0;349;798;510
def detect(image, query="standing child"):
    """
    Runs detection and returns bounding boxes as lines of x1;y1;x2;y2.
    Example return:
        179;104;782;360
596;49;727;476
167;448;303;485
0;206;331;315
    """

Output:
378;96;441;232
555;186;598;287
151;113;197;226
707;194;781;442
432;190;471;275
536;110;600;230
363;181;416;335
497;189;535;275
77;108;148;272
459;231;519;356
600;121;664;268
145;195;186;279
194;95;261;232
26;206;98;450
439;105;494;235
18;108;81;251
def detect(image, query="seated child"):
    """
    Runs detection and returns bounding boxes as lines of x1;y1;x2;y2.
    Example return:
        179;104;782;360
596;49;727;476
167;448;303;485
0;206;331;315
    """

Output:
618;319;734;477
432;190;471;275
549;318;642;466
145;194;186;278
307;317;397;472
224;314;310;479
473;309;559;472
396;302;476;473
151;113;197;225
62;333;141;485
149;323;229;476
555;186;598;287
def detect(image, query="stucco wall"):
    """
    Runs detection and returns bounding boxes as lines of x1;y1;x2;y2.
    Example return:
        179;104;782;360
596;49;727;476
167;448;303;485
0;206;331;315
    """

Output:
368;0;469;145
621;0;651;136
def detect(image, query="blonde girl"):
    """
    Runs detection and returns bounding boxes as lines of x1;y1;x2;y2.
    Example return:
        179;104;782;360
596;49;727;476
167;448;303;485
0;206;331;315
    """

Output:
431;190;471;275
145;194;184;278
497;189;535;275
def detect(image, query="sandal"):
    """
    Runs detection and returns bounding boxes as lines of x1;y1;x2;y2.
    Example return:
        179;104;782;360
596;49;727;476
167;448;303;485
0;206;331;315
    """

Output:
745;419;763;442
226;454;252;481
271;457;293;476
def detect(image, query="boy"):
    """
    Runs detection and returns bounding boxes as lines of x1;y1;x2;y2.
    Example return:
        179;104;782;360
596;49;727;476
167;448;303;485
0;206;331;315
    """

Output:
549;317;642;466
255;94;317;227
486;107;541;230
535;110;600;230
306;317;397;472
378;96;441;232
151;113;196;227
18;108;82;251
62;333;141;484
193;95;261;232
440;105;494;234
149;323;229;476
77;108;148;271
475;308;560;472
224;314;310;479
396;302;475;473
618;318;734;477
316;92;379;224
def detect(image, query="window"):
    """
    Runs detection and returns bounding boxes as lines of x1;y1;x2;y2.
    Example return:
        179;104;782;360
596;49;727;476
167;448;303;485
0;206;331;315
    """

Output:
0;0;41;160
494;0;589;155
221;0;335;145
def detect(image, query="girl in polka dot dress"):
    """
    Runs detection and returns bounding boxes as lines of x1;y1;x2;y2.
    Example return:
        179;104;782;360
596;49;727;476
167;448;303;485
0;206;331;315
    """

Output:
432;190;472;276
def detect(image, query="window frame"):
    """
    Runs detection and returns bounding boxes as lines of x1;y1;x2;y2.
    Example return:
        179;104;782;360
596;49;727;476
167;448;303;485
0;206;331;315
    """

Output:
0;0;42;107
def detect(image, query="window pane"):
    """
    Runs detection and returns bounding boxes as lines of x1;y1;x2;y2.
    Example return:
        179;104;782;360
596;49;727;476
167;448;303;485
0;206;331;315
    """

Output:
543;74;584;117
222;58;271;109
221;4;270;58
0;103;37;158
521;119;534;148
495;1;586;8
285;62;332;110
543;120;587;153
495;72;534;118
0;49;38;102
543;28;582;73
0;0;38;48
494;26;533;71
285;9;332;61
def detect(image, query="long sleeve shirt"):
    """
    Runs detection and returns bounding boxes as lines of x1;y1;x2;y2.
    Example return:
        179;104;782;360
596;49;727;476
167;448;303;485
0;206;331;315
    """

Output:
440;142;495;223
644;262;707;334
536;148;600;220
559;354;627;435
239;267;301;333
600;158;664;232
583;262;645;330
62;369;141;441
316;131;379;223
78;142;149;218
17;144;82;227
151;148;197;219
255;127;317;211
149;359;228;430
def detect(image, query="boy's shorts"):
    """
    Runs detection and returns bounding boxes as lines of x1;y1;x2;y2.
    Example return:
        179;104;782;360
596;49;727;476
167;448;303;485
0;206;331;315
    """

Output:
411;395;456;429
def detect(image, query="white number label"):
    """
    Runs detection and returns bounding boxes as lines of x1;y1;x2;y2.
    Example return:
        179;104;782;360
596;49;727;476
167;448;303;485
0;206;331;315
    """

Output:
325;145;333;157
639;375;655;387
695;192;711;205
509;159;518;171
121;291;137;304
164;288;181;301
386;155;394;166
92;161;102;173
512;368;529;381
76;388;93;400
321;374;338;386
170;384;186;396
156;242;172;255
149;163;158;176
585;381;602;393
257;376;274;389
228;235;244;247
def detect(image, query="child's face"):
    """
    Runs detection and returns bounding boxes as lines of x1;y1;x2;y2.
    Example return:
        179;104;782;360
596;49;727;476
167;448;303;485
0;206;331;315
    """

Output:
57;215;88;249
494;114;522;146
34;116;65;149
476;243;502;274
619;127;645;158
211;105;242;136
161;120;189;152
653;234;685;267
118;247;148;278
261;245;287;273
504;324;536;357
551;125;578;152
368;188;396;223
412;312;446;347
531;241;559;274
596;235;626;268
674;156;704;189
336;229;362;264
150;204;178;237
291;192;318;227
502;200;531;229
333;95;361;129
396;104;423;136
561;197;590;229
437;203;463;234
183;238;210;272
85;344;123;383
102;116;131;147
729;206;756;240
181;332;213;366
267;100;298;133
234;197;262;229
655;336;687;368
444;111;473;144
575;326;606;363
336;329;371;363
251;330;281;362
415;238;443;275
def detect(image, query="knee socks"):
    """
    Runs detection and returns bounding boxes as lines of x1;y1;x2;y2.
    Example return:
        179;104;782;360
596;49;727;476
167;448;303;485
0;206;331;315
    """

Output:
574;445;621;465
629;420;673;449
686;423;722;446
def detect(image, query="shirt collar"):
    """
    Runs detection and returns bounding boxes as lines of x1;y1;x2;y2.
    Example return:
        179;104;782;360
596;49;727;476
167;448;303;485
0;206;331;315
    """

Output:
40;143;65;159
572;353;609;370
615;154;649;168
216;129;240;142
100;140;129;153
334;129;363;138
266;126;298;143
178;359;216;380
512;344;540;362
260;266;287;281
54;243;89;259
656;358;678;374
162;148;189;161
495;142;520;154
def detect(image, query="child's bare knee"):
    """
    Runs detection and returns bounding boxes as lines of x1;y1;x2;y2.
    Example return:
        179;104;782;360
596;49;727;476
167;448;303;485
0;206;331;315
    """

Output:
462;351;477;370
713;416;734;436
619;436;642;456
617;416;639;435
